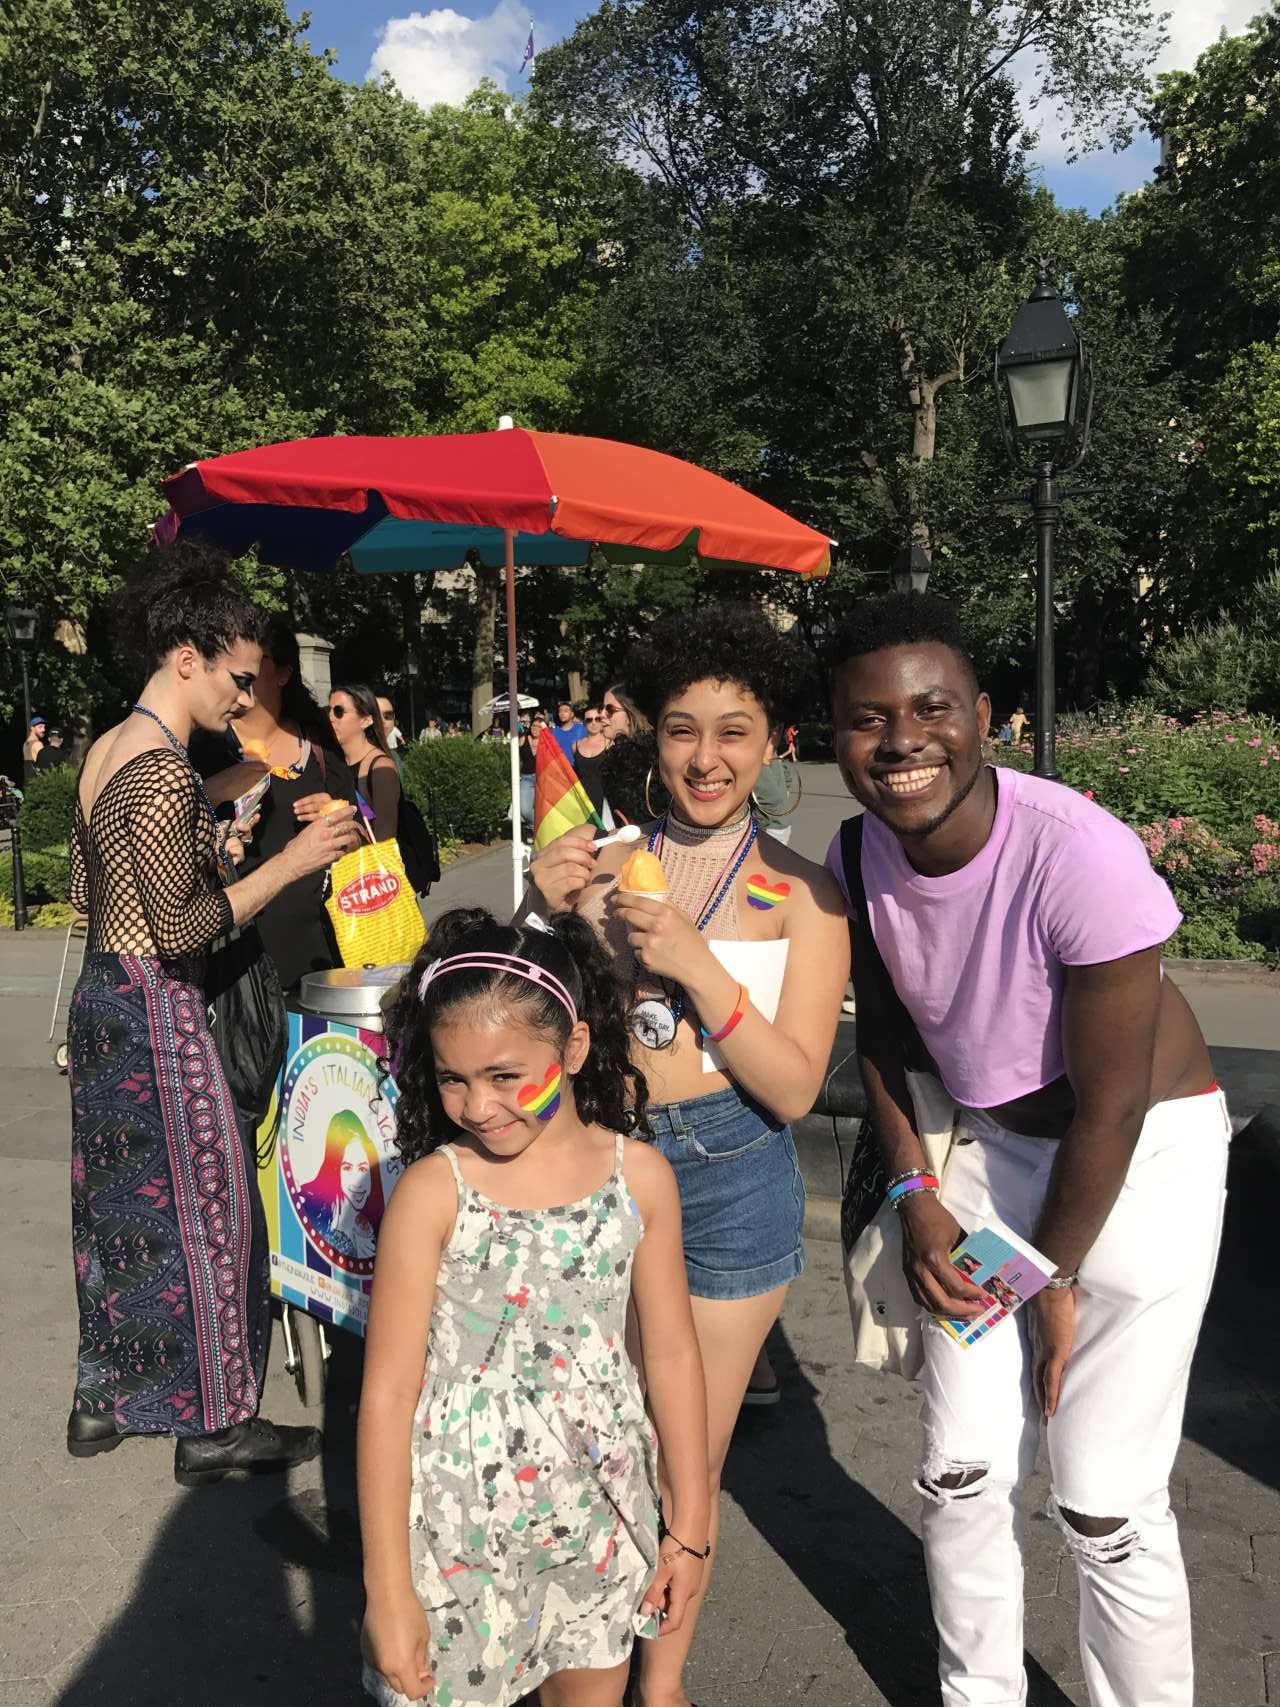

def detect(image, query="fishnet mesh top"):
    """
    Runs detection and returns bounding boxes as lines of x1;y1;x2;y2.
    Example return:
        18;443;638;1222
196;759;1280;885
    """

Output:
71;748;234;957
578;813;746;993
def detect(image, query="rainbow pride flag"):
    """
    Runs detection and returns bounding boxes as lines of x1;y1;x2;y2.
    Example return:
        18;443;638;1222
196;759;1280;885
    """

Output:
533;726;604;852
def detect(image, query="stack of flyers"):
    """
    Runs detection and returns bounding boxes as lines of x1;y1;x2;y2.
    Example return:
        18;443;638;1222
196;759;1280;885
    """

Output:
937;1218;1055;1348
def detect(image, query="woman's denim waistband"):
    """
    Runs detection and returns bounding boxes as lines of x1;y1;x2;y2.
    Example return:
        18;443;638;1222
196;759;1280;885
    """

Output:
645;1081;783;1142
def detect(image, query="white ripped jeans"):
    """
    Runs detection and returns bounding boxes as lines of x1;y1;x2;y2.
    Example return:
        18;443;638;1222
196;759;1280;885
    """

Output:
918;1088;1230;1707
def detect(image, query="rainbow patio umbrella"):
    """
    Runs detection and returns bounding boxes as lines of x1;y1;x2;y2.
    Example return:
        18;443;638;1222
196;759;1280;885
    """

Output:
158;424;834;903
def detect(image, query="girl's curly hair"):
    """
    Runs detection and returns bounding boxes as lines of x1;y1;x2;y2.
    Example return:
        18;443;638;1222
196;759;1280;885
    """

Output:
623;600;813;731
382;908;651;1166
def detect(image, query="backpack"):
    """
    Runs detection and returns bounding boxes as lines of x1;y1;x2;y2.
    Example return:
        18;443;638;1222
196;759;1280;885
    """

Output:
396;793;441;896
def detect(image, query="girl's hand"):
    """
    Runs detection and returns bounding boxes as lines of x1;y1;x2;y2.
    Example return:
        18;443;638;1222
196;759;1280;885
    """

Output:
361;1592;433;1701
898;1194;991;1318
1029;1286;1076;1419
642;1547;705;1637
611;893;713;985
528;824;598;913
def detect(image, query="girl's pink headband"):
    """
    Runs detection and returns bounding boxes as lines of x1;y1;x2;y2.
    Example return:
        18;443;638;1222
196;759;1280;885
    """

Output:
417;953;579;1027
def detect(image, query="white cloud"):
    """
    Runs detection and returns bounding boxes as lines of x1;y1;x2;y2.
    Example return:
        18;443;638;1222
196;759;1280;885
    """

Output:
1157;0;1258;77
368;2;534;108
1030;0;1261;192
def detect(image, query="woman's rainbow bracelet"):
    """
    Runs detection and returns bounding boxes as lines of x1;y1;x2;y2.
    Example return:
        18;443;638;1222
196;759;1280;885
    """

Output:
700;983;748;1045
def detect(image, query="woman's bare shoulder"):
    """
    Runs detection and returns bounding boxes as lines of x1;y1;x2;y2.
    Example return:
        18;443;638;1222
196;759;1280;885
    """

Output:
755;835;846;915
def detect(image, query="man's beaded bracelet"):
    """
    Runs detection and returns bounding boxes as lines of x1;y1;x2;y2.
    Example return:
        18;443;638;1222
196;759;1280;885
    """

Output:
886;1173;940;1209
886;1167;933;1191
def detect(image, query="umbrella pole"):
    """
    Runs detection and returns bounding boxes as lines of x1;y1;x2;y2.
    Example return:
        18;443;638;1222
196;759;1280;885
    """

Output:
505;528;523;912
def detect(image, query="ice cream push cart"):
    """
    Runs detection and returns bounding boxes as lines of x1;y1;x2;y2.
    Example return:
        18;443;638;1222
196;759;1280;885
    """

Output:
258;965;409;1407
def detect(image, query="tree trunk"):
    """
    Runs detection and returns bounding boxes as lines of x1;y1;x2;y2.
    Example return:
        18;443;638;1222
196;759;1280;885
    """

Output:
567;669;587;706
470;561;502;733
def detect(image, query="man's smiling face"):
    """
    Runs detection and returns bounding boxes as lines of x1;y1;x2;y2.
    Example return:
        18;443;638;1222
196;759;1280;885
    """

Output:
832;641;990;839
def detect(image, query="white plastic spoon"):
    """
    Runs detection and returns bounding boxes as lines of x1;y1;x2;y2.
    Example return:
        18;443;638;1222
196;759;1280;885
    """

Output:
593;824;642;849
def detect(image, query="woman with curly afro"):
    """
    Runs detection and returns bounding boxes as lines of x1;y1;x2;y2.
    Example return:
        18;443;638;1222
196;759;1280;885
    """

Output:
530;602;850;1707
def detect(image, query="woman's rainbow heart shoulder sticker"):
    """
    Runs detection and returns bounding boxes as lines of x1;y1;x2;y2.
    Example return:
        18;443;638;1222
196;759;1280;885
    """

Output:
746;874;791;910
517;1063;562;1120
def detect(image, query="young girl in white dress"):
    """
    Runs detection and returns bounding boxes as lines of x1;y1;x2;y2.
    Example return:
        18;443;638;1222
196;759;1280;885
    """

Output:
359;908;710;1707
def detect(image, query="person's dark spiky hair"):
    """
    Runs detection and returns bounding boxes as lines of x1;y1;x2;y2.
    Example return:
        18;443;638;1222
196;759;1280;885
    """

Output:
828;592;978;691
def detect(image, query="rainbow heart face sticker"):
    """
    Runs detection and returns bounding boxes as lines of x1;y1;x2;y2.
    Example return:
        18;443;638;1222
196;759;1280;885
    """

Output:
746;874;791;910
517;1063;562;1121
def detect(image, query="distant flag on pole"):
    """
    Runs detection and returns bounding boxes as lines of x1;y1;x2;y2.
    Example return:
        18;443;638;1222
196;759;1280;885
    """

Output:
519;22;535;74
533;726;603;851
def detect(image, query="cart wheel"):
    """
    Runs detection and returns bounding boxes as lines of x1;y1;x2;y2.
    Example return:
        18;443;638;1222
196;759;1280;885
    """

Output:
54;1041;69;1073
289;1307;327;1410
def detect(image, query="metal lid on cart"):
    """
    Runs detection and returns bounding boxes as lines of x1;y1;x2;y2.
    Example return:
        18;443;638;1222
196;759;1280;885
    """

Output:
297;966;410;1021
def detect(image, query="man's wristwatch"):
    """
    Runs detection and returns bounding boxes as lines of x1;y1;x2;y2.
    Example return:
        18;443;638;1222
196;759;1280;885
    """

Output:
1044;1271;1079;1291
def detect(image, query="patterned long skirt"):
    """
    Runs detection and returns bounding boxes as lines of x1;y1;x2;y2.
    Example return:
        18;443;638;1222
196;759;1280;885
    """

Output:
67;952;270;1435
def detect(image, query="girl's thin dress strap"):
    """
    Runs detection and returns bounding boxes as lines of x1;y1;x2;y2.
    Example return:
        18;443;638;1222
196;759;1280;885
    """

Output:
614;1131;626;1177
438;1143;466;1193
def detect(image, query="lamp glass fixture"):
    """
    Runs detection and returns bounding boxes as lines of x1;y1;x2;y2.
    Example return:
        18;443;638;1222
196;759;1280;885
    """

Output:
5;604;37;646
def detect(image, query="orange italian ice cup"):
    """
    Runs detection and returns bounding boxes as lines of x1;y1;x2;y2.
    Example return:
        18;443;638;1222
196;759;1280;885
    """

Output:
239;737;270;763
618;850;668;901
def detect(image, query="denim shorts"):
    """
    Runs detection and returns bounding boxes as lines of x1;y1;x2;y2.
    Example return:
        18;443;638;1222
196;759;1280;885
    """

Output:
648;1084;805;1301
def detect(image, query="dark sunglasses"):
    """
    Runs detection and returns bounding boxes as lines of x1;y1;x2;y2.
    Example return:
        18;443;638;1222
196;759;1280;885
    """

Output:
329;704;350;718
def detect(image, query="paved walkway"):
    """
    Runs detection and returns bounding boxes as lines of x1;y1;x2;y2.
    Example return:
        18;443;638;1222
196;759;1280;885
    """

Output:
2;763;1278;1703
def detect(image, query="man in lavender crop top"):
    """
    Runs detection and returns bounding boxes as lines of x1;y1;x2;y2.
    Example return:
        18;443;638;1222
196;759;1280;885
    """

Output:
828;593;1228;1707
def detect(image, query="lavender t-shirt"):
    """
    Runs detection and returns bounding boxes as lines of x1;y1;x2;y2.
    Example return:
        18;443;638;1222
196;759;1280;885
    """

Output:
825;768;1182;1108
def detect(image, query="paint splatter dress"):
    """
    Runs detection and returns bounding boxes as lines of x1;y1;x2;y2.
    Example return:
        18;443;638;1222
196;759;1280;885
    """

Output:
363;1135;660;1707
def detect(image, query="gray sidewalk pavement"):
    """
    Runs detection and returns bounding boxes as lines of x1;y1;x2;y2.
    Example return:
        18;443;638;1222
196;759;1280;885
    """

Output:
3;763;1278;1704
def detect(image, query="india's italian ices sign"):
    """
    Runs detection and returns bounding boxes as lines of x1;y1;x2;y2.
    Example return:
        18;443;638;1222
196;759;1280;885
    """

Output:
259;1013;403;1333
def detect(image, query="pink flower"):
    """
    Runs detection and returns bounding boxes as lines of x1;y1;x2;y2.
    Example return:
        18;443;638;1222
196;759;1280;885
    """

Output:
1224;734;1236;744
1248;736;1263;748
1083;790;1095;800
1118;765;1130;773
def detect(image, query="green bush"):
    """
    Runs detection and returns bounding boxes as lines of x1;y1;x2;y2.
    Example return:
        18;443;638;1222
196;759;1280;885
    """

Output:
19;764;79;851
401;737;511;842
1147;570;1280;718
0;848;71;906
993;710;1280;964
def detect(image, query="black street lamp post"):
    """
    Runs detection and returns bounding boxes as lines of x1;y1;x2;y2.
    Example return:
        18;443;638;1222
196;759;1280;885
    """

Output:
5;604;37;931
403;649;420;744
994;264;1093;781
893;542;932;596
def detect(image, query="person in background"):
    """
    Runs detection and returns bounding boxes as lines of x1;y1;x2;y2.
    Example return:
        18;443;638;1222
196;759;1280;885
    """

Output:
35;726;70;771
22;715;46;781
573;704;610;817
518;710;549;831
421;717;442;740
329;683;401;844
601;684;649;741
376;693;404;765
780;723;799;764
598;731;667;827
551;699;587;760
1009;705;1029;745
66;548;358;1481
444;721;464;739
196;616;357;995
480;717;506;744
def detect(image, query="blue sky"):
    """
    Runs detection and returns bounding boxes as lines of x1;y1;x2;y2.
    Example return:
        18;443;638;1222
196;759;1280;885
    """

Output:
289;0;1253;216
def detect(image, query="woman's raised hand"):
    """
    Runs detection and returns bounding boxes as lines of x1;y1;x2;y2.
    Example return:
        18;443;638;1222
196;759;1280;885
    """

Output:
285;805;361;877
611;891;711;985
528;823;598;912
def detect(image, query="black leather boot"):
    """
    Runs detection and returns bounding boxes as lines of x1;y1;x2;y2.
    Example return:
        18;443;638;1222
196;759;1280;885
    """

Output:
67;1408;123;1458
173;1418;322;1486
